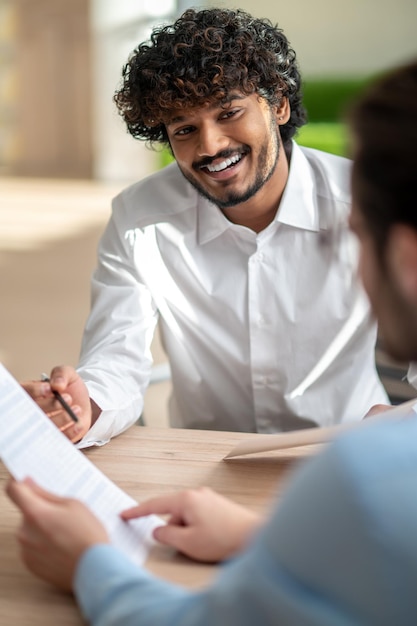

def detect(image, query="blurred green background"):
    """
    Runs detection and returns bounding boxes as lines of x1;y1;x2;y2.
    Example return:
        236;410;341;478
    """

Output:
297;77;371;156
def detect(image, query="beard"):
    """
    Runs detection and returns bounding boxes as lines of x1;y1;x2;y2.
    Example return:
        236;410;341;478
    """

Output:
177;118;281;211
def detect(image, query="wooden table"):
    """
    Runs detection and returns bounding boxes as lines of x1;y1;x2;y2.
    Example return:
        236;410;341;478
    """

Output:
0;426;318;625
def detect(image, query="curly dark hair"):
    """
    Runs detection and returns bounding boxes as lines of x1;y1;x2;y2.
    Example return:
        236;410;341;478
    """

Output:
348;60;417;262
113;7;306;148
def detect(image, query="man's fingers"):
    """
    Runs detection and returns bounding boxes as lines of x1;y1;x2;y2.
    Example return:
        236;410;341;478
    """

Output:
50;365;78;393
21;379;77;425
121;494;183;520
6;479;45;516
152;524;216;562
21;379;53;401
364;403;393;418
153;523;192;552
6;478;65;513
21;478;67;503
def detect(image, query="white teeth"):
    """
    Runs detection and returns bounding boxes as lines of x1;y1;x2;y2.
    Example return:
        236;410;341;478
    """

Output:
206;153;241;172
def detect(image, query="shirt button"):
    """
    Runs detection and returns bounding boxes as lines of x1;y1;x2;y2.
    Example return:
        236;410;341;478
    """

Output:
258;315;266;326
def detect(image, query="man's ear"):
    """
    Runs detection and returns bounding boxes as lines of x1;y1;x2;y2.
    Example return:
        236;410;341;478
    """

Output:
388;225;417;303
275;97;290;125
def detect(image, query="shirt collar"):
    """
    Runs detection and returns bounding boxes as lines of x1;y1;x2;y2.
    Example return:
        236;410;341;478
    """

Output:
197;141;319;245
275;141;320;232
197;196;235;245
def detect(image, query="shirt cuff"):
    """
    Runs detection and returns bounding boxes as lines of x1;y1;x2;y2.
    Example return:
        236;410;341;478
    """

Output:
74;543;192;625
74;544;146;621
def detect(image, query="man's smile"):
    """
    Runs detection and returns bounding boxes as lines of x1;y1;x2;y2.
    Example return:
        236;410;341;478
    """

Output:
202;153;243;173
194;150;248;180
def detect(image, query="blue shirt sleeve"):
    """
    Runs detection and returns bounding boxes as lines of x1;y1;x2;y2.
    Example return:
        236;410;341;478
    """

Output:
74;416;417;626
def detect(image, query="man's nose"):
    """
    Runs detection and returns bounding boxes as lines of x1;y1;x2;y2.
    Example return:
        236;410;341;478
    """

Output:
197;123;229;158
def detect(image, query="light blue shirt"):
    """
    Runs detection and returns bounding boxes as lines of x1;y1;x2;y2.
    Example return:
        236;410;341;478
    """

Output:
75;413;417;625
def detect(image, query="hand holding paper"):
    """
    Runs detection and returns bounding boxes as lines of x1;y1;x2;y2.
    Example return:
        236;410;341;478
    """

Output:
6;477;110;591
0;363;159;566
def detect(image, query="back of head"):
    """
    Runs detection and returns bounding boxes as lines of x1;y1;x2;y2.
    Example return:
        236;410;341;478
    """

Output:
349;60;417;258
114;7;306;148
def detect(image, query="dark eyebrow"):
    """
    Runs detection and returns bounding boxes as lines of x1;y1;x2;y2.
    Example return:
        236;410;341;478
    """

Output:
167;113;189;126
166;94;246;127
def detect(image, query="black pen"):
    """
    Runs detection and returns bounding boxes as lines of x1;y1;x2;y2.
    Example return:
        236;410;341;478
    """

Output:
41;373;79;423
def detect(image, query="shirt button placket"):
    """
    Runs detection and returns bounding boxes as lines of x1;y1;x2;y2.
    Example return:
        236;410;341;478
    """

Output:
248;248;278;431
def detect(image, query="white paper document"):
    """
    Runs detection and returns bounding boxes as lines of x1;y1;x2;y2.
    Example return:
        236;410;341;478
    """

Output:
0;363;160;565
224;398;417;459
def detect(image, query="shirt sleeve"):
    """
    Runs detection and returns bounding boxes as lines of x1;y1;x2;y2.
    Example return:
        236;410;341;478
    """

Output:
76;200;159;448
75;422;415;626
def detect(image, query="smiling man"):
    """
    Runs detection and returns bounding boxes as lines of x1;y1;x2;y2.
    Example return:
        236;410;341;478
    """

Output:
24;7;387;445
8;60;417;626
163;93;290;232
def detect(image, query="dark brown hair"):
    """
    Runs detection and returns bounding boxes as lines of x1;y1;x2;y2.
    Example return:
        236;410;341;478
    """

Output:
113;7;306;148
349;60;417;258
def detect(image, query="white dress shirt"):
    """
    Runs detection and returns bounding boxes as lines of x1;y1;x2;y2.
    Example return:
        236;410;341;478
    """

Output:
77;142;388;448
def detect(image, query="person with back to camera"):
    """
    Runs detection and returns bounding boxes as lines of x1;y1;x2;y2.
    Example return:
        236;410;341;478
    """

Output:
23;7;387;446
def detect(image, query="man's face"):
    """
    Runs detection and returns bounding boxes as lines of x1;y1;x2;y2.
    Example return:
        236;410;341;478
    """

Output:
350;201;417;361
165;93;286;211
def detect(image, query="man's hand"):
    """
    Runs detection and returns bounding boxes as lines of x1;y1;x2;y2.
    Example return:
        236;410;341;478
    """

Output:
121;487;262;563
364;403;393;418
21;366;92;442
6;478;109;591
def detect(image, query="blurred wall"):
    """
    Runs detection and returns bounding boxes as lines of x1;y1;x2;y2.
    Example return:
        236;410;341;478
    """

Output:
89;0;174;182
208;0;417;77
0;0;93;178
0;0;18;175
